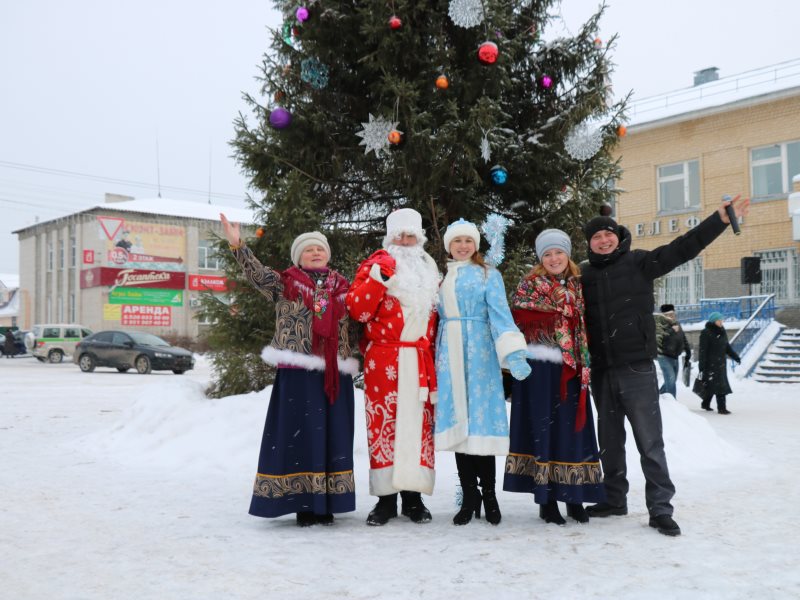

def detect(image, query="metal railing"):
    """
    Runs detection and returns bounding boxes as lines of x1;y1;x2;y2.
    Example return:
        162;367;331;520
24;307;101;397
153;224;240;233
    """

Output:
675;295;775;325
728;294;776;358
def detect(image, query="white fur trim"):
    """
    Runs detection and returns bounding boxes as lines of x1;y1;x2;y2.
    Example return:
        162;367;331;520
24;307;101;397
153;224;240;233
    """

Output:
370;465;435;497
443;220;481;254
439;262;469;450
368;262;387;285
495;330;527;368
446;436;509;457
391;295;436;495
525;343;563;364
261;346;360;376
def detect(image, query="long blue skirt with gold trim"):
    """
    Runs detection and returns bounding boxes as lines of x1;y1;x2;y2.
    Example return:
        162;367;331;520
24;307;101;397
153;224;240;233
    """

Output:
249;368;356;518
503;359;606;505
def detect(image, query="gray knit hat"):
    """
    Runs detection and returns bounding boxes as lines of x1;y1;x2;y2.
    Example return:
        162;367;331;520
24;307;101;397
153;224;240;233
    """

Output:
535;229;572;259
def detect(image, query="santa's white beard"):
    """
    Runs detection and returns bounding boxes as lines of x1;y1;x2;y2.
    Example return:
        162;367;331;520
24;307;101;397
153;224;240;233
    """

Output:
385;244;440;319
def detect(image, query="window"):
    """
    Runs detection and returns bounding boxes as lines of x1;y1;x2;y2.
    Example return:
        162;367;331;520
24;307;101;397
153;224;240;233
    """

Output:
754;249;799;304
47;240;54;272
198;239;221;270
656;257;704;306
64;327;80;338
70;236;77;267
58;239;65;270
112;332;131;345
657;160;700;212
751;140;800;198
69;293;76;322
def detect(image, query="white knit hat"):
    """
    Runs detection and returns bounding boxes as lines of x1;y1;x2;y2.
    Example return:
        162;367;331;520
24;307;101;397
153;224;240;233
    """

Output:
443;218;481;253
290;231;331;266
382;208;427;248
535;228;572;259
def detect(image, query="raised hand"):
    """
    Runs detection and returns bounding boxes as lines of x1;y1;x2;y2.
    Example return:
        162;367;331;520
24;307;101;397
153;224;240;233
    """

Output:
717;194;751;224
220;213;242;246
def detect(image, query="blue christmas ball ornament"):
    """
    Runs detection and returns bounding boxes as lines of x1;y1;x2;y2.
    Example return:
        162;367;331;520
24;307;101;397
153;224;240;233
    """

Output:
490;165;508;185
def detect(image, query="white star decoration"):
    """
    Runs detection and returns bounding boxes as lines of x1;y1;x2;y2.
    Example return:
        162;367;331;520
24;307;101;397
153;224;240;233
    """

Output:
448;0;484;28
355;113;399;158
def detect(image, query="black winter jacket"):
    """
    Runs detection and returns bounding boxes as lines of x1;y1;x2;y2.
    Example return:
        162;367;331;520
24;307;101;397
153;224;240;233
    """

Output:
699;321;740;396
581;211;728;369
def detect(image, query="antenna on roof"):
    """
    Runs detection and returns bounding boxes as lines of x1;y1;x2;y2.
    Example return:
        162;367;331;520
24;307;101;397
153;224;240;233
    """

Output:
156;134;162;198
208;143;212;204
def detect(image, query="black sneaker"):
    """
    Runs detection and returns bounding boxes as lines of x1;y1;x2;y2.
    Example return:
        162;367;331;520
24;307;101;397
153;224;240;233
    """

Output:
585;502;628;518
366;496;398;526
649;514;681;536
400;491;432;523
296;511;316;527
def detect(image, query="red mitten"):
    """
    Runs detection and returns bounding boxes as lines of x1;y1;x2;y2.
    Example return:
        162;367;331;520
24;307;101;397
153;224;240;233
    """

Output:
370;250;396;279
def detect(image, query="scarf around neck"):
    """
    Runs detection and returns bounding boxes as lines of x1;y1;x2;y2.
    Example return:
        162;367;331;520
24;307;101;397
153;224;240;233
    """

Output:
281;265;349;403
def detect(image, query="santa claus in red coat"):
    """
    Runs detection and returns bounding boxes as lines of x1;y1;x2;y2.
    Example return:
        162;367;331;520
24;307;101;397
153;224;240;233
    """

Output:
346;208;440;525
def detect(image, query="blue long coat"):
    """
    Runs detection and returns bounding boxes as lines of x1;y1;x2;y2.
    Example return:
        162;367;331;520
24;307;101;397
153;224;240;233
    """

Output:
434;261;526;456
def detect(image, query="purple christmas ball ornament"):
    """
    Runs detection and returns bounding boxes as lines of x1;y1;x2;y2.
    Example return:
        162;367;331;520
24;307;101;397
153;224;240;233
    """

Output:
296;6;309;22
269;107;292;129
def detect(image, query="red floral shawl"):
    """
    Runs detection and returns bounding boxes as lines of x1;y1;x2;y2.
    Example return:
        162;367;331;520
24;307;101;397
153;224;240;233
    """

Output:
281;266;350;403
511;274;591;431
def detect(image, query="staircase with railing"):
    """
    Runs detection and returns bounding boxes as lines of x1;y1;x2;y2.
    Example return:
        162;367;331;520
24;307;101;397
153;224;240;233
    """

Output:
752;329;800;383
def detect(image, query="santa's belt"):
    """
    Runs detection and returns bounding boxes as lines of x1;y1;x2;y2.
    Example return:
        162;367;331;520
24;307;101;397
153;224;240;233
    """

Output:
371;337;437;402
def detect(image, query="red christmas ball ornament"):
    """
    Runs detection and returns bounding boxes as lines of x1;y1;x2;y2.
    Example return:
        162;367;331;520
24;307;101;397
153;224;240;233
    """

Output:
477;41;499;65
389;15;402;30
435;74;449;90
593;37;603;49
617;125;628;137
388;130;403;145
255;227;265;238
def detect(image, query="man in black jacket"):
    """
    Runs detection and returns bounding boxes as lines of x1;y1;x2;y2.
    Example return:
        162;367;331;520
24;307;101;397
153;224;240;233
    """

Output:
580;197;748;536
655;304;691;398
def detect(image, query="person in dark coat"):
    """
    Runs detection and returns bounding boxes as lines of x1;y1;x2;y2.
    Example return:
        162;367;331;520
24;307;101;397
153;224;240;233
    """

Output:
4;329;16;358
655;304;691;398
580;196;749;537
698;312;740;414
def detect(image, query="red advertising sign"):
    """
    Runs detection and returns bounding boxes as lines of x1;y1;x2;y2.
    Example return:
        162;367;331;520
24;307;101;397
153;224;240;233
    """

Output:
83;249;95;265
188;274;228;292
120;305;172;327
81;267;186;290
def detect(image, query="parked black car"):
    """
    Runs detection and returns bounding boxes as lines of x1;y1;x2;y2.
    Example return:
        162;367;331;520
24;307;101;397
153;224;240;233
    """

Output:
73;330;194;374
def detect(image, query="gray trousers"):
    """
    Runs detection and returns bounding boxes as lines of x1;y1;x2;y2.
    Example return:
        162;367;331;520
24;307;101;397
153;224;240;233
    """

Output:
591;360;675;517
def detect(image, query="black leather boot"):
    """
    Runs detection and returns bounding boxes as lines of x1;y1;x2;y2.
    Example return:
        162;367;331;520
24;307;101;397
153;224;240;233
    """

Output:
296;511;316;527
539;500;566;525
475;455;501;525
366;494;398;526
400;491;432;523
718;395;731;414
453;453;481;525
566;503;589;523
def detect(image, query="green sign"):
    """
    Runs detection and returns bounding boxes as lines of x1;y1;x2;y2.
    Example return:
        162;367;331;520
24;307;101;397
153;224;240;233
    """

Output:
109;287;184;306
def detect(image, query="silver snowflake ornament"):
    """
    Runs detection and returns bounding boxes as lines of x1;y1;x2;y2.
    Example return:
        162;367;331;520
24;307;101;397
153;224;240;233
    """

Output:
448;0;484;29
564;119;605;161
480;132;491;162
356;113;399;158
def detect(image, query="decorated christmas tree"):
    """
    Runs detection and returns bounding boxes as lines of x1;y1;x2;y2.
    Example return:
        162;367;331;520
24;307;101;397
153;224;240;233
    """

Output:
205;0;626;396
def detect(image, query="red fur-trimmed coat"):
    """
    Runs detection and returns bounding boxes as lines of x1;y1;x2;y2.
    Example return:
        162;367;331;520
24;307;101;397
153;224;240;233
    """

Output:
346;250;438;496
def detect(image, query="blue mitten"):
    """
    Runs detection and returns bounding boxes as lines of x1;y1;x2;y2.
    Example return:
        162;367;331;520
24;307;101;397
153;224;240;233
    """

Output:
507;350;532;381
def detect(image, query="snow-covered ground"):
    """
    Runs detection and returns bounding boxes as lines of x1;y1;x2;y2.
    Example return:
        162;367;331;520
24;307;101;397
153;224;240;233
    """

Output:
2;354;799;599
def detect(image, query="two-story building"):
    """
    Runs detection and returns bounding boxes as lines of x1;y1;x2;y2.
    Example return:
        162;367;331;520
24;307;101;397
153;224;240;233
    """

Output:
13;194;254;339
614;59;800;310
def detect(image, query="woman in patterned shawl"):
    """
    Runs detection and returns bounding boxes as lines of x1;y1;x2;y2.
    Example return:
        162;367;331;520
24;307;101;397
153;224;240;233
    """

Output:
220;214;358;527
435;219;531;526
503;229;606;525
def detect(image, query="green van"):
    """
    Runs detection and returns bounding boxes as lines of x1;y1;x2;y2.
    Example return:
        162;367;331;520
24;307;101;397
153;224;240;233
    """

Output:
26;324;93;363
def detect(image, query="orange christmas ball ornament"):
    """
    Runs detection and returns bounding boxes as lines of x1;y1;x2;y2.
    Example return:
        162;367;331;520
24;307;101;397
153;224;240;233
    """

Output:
435;75;449;90
255;227;265;238
388;130;402;145
617;125;627;137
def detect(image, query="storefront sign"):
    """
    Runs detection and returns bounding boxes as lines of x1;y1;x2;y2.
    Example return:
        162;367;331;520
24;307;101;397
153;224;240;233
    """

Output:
81;267;186;290
109;288;184;306
103;304;121;321
120;305;172;327
83;249;95;265
96;216;186;271
628;216;701;238
188;274;228;292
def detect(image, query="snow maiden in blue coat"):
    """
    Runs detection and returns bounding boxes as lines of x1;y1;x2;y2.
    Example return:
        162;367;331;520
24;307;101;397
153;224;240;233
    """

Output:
435;219;531;526
503;229;605;526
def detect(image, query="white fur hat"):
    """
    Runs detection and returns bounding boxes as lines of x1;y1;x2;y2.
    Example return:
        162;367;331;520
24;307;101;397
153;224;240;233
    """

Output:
290;231;330;266
443;218;481;253
383;208;427;248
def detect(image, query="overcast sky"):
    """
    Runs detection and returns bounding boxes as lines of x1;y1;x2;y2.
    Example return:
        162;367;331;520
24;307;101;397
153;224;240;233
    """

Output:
2;1;799;274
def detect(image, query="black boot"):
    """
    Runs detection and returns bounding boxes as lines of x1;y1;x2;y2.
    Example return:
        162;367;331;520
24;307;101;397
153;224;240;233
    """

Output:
585;502;628;518
400;491;432;523
718;395;731;415
475;455;501;525
566;503;589;523
296;511;316;527
315;514;334;526
366;494;398;526
539;500;566;525
453;453;481;525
